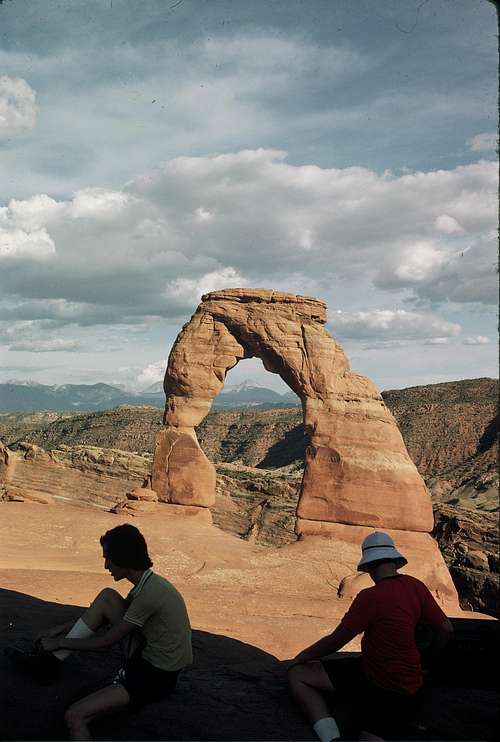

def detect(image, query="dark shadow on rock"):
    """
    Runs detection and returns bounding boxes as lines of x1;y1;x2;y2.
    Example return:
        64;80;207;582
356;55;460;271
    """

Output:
425;618;499;689
476;414;498;455
0;588;314;741
1;589;498;741
257;424;306;469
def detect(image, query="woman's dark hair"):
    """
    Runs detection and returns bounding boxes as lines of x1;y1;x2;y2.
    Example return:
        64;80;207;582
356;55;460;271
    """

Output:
100;524;153;569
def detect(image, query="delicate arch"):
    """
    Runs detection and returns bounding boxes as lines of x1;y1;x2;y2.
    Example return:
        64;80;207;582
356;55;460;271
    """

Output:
152;289;433;533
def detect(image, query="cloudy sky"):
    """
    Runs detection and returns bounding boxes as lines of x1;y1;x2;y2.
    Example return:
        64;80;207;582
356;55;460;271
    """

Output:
0;0;497;394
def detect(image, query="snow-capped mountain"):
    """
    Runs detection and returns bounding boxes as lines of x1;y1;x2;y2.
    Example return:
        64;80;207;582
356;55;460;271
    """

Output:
0;378;299;412
220;379;267;394
5;379;46;387
216;379;299;407
139;377;299;407
0;381;153;412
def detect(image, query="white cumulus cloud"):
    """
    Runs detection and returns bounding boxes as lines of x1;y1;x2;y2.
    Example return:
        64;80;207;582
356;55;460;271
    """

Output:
393;242;447;283
167;267;248;304
0;151;497;333
0;227;56;259
435;214;464;234
71;188;135;218
463;335;491;345
194;207;215;223
9;338;82;352
466;132;497;152
423;337;451;346
0;194;66;231
0;76;38;138
135;360;167;390
331;309;461;342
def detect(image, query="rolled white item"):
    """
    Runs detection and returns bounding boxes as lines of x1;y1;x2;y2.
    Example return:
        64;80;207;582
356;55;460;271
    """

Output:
313;716;341;742
52;617;95;661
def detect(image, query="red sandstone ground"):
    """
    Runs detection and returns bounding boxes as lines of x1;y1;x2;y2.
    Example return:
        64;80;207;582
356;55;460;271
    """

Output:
1;502;353;741
1;502;369;658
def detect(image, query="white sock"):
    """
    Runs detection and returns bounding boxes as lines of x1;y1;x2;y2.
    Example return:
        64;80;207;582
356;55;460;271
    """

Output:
52;617;95;661
313;716;341;742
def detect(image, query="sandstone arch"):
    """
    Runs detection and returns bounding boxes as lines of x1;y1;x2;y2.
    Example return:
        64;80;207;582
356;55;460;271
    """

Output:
152;288;432;532
152;289;460;605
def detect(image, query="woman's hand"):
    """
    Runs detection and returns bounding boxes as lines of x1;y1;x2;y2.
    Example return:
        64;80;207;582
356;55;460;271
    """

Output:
40;636;61;652
36;626;62;640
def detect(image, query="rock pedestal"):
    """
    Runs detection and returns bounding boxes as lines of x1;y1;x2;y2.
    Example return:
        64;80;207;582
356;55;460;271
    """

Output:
152;429;216;507
111;486;159;516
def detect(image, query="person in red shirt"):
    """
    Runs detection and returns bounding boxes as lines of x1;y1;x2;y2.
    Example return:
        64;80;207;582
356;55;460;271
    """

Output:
288;531;454;741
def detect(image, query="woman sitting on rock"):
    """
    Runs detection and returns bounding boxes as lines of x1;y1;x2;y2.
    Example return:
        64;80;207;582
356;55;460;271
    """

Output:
6;523;192;741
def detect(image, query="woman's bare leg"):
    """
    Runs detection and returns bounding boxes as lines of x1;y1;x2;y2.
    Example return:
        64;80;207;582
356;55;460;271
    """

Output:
65;684;130;741
80;588;127;631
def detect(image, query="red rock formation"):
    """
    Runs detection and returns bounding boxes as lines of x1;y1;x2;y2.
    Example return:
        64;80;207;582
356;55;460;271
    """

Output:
0;442;151;510
153;289;431;528
152;288;456;604
301;521;459;607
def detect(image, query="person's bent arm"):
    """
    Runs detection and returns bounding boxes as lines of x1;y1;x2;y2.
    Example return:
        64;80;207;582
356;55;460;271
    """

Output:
290;623;358;666
41;620;136;652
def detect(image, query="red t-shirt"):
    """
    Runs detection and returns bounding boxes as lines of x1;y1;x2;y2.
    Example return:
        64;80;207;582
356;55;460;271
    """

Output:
340;574;447;694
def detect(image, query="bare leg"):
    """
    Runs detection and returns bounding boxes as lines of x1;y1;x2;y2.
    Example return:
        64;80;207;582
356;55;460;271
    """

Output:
288;661;335;725
49;589;127;663
81;588;127;631
65;684;130;741
62;590;130;739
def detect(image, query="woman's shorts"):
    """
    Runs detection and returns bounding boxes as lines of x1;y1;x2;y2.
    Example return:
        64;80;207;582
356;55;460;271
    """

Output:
113;654;180;710
321;657;422;739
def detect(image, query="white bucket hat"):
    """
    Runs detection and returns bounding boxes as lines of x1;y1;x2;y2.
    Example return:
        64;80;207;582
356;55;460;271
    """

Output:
357;531;407;572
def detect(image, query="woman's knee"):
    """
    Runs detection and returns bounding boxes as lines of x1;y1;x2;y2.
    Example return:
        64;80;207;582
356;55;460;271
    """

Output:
65;704;84;729
92;587;125;614
288;660;334;694
288;660;322;676
287;666;302;695
95;587;122;604
288;661;317;687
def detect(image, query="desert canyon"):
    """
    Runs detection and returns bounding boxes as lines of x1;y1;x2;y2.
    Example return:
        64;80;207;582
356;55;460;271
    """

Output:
1;289;498;741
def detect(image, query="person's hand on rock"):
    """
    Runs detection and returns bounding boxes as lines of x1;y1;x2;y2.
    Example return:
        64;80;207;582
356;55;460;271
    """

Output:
40;637;60;652
36;626;59;640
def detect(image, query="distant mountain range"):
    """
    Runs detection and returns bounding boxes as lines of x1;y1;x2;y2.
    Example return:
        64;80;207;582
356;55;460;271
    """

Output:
0;378;300;412
217;379;298;407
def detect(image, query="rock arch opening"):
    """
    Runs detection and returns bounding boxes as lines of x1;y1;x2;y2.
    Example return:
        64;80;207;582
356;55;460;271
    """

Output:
196;357;304;471
213;357;298;409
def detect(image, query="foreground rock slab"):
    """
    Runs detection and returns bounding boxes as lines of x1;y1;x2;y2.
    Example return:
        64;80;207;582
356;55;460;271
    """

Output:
1;591;497;741
1;503;497;740
0;503;479;660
